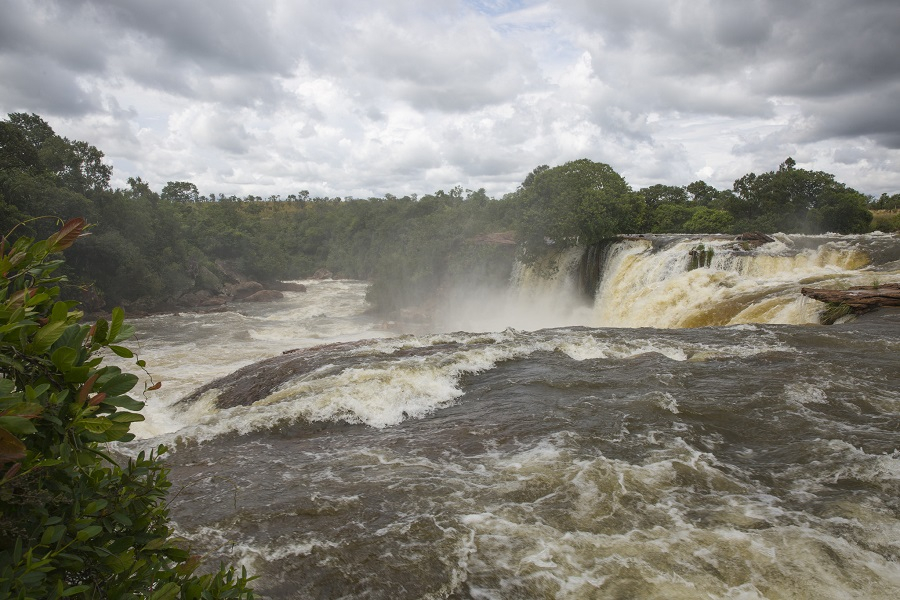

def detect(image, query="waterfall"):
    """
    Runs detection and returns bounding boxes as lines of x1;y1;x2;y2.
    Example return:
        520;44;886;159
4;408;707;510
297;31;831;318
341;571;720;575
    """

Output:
590;234;885;327
507;233;898;329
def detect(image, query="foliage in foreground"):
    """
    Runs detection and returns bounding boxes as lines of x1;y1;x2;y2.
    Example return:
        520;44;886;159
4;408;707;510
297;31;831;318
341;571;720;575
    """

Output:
0;218;254;599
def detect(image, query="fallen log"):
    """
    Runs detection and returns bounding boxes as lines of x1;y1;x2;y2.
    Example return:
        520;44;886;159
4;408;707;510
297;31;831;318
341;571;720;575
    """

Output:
801;283;900;310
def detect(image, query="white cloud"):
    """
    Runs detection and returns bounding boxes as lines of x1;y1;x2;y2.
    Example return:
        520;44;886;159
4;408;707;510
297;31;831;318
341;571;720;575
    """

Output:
2;0;899;198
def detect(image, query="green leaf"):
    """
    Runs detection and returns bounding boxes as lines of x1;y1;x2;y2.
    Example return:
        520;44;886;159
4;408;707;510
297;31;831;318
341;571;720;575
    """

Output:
111;512;133;527
78;418;112;434
51;346;79;371
109;412;144;424
0;416;37;436
64;366;91;384
98;372;139;396
24;384;49;401
55;323;89;352
84;499;108;514
114;323;135;344
0;378;15;395
101;395;145;411
149;582;180;600
62;585;92;597
92;319;109;345
24;291;51;308
40;524;66;546
51;300;69;323
108;307;124;344
104;550;135;574
76;525;103;541
28;320;68;354
109;345;134;358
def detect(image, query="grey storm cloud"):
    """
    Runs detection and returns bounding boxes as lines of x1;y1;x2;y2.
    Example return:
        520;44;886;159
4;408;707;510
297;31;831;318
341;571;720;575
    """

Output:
1;0;899;197
558;0;900;144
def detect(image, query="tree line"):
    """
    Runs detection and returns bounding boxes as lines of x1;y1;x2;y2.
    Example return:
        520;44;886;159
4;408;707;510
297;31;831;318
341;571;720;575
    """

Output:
1;112;894;316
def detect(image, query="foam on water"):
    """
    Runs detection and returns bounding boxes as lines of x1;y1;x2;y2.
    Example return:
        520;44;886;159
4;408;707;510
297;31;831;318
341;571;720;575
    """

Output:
134;327;799;444
590;235;884;328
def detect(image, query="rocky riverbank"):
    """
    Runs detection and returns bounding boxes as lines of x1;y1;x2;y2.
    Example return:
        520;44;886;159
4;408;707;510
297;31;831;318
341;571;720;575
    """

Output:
90;261;344;318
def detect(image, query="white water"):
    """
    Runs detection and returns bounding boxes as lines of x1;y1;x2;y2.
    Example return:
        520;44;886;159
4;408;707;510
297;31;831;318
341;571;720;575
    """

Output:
108;235;900;599
118;233;898;441
118;279;391;438
501;233;896;330
591;234;876;327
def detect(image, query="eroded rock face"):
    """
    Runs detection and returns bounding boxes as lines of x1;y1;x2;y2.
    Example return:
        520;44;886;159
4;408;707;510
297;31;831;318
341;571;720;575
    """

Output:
802;283;900;310
267;281;307;292
735;232;775;246
241;289;285;303
178;290;214;307
228;281;264;299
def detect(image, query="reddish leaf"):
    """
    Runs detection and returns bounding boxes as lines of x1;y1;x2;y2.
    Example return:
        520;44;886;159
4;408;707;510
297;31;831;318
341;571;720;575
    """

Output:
3;461;22;480
88;392;107;406
8;287;37;306
147;381;162;391
78;373;101;405
48;217;86;252
0;428;26;464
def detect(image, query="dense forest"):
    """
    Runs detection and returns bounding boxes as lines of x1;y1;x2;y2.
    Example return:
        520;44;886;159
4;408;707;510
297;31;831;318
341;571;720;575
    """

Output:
1;113;897;316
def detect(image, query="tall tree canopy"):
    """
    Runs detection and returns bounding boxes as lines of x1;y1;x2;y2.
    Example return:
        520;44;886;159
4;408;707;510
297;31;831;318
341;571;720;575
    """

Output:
516;159;641;253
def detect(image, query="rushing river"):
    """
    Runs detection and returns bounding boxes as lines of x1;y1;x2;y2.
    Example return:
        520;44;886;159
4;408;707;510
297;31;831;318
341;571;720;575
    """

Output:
119;234;900;599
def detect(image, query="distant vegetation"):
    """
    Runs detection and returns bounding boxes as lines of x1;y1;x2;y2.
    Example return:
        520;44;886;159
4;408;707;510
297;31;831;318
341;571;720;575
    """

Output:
0;113;892;315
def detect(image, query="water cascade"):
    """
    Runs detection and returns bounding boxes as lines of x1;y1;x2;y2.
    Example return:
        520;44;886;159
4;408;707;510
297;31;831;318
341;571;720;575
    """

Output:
510;233;899;329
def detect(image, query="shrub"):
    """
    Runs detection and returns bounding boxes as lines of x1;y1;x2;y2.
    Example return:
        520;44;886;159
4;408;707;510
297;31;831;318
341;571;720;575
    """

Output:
0;218;254;599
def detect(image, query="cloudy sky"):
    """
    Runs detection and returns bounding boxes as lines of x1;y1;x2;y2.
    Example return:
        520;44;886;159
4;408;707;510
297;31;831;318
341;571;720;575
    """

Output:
2;0;899;199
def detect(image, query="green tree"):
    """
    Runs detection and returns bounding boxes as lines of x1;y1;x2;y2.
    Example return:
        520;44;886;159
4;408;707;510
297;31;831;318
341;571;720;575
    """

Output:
640;184;688;208
730;158;871;233
516;159;638;255
6;114;111;196
161;182;201;204
683;206;734;233
0;219;254;598
649;203;696;233
685;181;719;206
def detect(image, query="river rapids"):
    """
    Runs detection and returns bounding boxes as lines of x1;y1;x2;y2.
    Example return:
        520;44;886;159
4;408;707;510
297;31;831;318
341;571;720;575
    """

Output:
118;233;900;599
